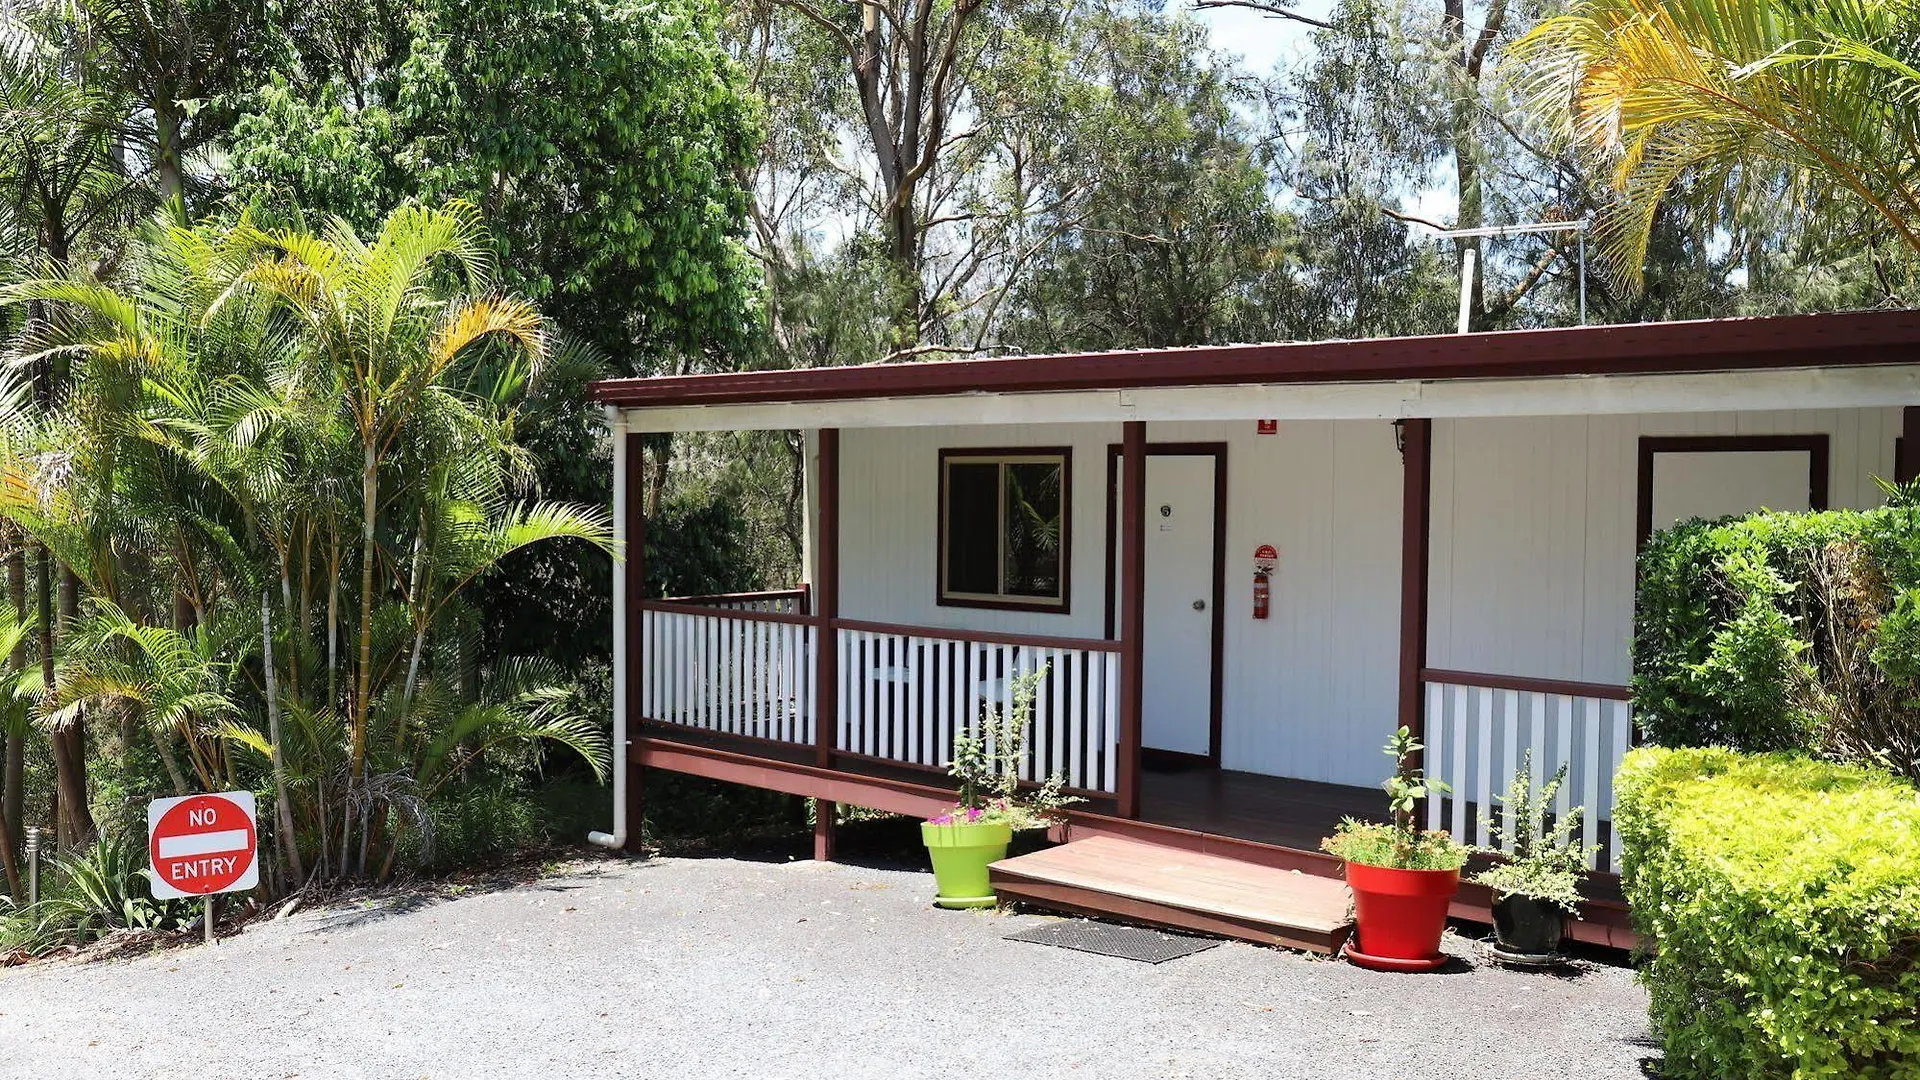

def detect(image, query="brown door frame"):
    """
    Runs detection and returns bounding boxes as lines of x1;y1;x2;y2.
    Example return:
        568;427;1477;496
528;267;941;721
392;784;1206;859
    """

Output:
1103;442;1228;769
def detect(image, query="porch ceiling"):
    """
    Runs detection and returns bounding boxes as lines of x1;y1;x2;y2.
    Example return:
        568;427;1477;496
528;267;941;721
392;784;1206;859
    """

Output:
595;308;1920;433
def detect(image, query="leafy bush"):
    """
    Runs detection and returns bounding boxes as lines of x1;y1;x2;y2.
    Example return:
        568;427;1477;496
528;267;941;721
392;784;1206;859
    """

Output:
1321;820;1469;870
404;781;550;872
1471;752;1586;912
1633;485;1920;780
0;834;194;958
935;670;1080;829
1616;747;1920;1079
1322;727;1468;870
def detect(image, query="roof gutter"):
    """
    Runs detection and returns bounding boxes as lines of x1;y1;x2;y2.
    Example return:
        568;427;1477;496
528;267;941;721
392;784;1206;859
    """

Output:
587;309;1920;410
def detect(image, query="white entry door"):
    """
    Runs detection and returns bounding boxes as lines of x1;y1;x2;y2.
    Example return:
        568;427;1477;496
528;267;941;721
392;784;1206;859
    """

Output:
1136;455;1217;758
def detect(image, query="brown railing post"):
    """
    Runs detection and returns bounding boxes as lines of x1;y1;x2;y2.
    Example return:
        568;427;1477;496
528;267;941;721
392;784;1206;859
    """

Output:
1116;420;1146;819
814;799;837;861
813;429;840;773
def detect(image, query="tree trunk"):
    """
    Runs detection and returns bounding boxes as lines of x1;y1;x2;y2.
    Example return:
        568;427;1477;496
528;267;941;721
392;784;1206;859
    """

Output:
151;728;190;796
4;547;22;858
646;439;670;519
326;531;340;709
352;442;377;785
261;592;304;882
401;520;428;717
156;104;186;223
0;794;20;899
53;565;90;843
348;441;379;877
38;549;87;847
885;200;922;350
1445;0;1489;331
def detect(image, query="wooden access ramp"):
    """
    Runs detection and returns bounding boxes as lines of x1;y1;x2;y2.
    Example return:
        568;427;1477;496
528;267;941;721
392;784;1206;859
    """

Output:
989;835;1355;955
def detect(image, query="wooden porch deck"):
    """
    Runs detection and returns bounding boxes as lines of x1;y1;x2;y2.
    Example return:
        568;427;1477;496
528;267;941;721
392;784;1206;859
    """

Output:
990;836;1353;954
1139;764;1381;852
631;726;1633;947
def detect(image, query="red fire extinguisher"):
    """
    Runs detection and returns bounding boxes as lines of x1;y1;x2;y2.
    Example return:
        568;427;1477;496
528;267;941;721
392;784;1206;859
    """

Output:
1253;544;1278;620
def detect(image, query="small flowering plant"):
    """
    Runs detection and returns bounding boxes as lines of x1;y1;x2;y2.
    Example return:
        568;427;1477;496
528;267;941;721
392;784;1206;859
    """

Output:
930;669;1081;830
1322;726;1469;870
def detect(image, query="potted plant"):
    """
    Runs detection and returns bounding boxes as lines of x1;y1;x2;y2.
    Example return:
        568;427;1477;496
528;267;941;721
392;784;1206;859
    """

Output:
1473;752;1586;966
1322;727;1468;971
923;670;1078;909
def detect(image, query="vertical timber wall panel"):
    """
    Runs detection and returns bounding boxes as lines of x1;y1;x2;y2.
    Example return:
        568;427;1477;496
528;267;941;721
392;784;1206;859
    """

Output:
1428;407;1903;686
837;418;1406;790
838;424;1117;639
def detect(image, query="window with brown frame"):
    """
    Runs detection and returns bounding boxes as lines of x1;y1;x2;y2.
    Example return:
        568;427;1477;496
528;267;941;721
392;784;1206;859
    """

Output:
938;449;1070;612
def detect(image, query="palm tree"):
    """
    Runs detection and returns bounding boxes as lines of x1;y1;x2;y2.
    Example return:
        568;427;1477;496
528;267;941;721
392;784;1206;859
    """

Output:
232;203;554;820
2;206;612;879
44;599;240;796
1507;0;1920;289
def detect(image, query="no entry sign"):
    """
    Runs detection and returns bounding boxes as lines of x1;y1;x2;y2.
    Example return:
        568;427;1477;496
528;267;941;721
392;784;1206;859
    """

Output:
148;791;259;901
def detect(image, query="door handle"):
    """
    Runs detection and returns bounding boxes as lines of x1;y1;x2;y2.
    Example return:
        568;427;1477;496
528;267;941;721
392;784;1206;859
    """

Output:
1192;599;1206;611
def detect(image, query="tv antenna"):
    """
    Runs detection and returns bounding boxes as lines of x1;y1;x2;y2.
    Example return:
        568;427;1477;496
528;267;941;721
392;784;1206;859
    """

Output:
1428;219;1589;332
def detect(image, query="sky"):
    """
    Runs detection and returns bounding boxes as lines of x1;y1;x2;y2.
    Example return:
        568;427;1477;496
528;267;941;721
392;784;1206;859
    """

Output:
1191;0;1463;231
1189;1;1331;78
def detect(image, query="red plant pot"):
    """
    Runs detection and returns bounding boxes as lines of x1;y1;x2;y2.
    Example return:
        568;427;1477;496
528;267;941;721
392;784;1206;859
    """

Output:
1341;861;1461;972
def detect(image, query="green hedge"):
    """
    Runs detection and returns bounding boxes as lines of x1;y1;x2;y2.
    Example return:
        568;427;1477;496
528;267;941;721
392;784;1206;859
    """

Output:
1617;747;1920;1079
1632;490;1920;755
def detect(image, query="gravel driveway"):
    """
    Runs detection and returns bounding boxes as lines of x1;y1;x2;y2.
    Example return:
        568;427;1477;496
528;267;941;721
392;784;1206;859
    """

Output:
0;855;1656;1079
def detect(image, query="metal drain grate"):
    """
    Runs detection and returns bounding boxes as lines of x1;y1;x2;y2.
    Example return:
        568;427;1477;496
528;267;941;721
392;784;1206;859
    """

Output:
1004;919;1222;964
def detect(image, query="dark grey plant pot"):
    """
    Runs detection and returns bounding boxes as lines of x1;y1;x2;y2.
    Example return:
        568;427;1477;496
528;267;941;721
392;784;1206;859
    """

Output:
1490;893;1567;961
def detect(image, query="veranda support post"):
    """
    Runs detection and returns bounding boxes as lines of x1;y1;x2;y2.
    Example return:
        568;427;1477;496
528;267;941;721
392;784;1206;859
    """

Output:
1398;417;1432;776
1116;421;1146;819
813;429;840;857
623;428;646;852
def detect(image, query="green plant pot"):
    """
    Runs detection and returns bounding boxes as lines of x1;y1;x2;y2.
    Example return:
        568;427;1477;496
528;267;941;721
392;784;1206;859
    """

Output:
920;820;1013;909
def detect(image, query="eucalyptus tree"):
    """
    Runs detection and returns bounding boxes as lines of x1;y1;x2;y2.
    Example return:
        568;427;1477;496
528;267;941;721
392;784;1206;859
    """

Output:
995;5;1305;351
1225;0;1604;330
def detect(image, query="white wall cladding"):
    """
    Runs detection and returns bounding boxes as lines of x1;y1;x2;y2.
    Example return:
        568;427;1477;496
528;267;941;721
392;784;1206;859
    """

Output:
1428;408;1905;686
836;419;1406;790
837;424;1119;640
831;407;1906;791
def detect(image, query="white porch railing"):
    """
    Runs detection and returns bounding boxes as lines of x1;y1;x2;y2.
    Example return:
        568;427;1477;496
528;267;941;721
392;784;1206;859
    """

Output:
640;604;816;745
636;604;1122;794
833;621;1122;794
1422;670;1634;872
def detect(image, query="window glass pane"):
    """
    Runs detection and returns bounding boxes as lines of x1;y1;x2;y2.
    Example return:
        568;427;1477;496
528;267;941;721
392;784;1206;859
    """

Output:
944;463;1000;595
1003;461;1063;600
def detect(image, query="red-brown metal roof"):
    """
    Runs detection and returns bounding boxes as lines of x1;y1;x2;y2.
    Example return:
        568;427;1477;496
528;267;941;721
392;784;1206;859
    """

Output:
590;308;1920;409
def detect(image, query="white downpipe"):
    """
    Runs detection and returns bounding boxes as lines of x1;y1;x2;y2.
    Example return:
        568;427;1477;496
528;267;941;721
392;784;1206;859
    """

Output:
589;405;630;850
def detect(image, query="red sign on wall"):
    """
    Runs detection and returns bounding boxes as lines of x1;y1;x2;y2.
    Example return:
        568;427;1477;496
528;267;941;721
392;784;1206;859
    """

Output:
1256;419;1279;435
148;792;259;900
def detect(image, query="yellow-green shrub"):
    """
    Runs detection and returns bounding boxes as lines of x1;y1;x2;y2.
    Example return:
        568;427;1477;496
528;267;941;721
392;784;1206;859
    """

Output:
1616;747;1920;1079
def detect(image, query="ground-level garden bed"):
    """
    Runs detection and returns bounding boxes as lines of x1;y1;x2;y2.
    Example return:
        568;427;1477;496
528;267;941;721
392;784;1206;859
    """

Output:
1618;747;1920;1079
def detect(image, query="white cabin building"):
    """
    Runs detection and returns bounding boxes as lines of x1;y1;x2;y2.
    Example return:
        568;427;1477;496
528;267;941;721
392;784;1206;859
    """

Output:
589;309;1920;948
